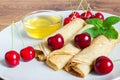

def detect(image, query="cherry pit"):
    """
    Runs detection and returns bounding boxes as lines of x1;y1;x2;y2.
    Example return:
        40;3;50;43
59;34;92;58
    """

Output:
64;11;104;25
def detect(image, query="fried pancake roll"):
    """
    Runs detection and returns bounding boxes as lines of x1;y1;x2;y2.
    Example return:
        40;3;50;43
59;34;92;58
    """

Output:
65;34;120;78
46;24;93;70
34;18;86;61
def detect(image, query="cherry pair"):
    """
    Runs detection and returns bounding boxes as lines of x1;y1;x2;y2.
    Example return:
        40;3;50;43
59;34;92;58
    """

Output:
80;11;104;21
64;11;104;25
5;46;35;67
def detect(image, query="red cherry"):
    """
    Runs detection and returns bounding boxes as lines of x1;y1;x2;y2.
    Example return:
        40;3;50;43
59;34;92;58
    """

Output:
74;32;91;49
63;17;72;25
47;34;64;50
20;46;35;62
5;50;20;67
94;56;113;75
94;12;104;21
69;11;80;19
81;11;93;20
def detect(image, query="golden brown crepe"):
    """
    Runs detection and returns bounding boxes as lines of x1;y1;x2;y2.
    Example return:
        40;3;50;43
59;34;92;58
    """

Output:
46;24;93;70
34;18;86;61
65;34;120;78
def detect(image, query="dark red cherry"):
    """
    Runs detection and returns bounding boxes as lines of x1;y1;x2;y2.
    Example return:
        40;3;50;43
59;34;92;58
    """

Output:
5;50;20;67
47;34;64;50
20;46;35;62
69;11;80;19
80;11;93;20
94;56;113;75
63;17;72;25
74;32;91;49
94;12;104;21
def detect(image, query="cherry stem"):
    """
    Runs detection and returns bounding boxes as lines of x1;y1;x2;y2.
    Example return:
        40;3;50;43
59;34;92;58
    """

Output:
81;4;84;11
70;0;84;20
84;0;92;11
84;0;92;17
11;23;14;49
12;22;25;47
77;0;84;10
88;4;93;11
84;3;90;17
69;0;74;13
113;59;120;62
86;4;89;11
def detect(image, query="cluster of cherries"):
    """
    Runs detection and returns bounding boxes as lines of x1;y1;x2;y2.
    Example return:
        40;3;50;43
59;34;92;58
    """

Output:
5;46;35;67
47;10;113;74
64;11;104;25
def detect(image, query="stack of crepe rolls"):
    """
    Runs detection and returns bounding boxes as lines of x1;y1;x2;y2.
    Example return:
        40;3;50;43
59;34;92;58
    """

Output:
65;32;120;78
46;24;94;70
34;18;86;61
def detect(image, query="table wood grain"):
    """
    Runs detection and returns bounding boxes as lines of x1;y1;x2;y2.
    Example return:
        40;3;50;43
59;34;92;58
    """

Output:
0;0;120;31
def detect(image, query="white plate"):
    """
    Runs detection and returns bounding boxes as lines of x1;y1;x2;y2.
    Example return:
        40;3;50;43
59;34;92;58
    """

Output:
0;10;120;80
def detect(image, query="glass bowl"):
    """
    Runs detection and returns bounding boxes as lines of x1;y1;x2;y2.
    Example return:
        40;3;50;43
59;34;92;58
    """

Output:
22;10;63;39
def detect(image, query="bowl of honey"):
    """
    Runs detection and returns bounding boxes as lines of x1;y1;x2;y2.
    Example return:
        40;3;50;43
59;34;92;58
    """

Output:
22;10;63;39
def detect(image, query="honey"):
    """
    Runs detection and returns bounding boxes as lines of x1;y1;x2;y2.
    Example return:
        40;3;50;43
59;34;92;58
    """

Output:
22;10;62;39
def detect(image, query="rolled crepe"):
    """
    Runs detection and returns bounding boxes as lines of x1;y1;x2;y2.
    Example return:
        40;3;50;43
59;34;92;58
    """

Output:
34;18;85;61
65;34;120;78
46;24;93;70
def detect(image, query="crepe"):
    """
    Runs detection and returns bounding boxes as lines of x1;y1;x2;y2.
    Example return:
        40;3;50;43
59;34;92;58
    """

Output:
46;24;93;70
65;34;120;78
34;18;85;61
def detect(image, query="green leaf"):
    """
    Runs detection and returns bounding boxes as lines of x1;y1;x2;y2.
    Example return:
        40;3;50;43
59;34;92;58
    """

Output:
86;18;103;28
84;27;101;38
84;16;119;39
101;27;118;39
103;16;120;27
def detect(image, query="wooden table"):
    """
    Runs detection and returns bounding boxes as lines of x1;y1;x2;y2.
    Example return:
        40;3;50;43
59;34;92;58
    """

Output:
0;0;120;31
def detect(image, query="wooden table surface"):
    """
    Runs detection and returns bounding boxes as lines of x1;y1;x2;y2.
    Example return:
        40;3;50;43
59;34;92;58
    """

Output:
0;0;120;31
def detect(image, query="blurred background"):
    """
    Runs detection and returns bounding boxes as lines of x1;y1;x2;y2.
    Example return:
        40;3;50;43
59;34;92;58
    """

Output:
0;0;120;31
